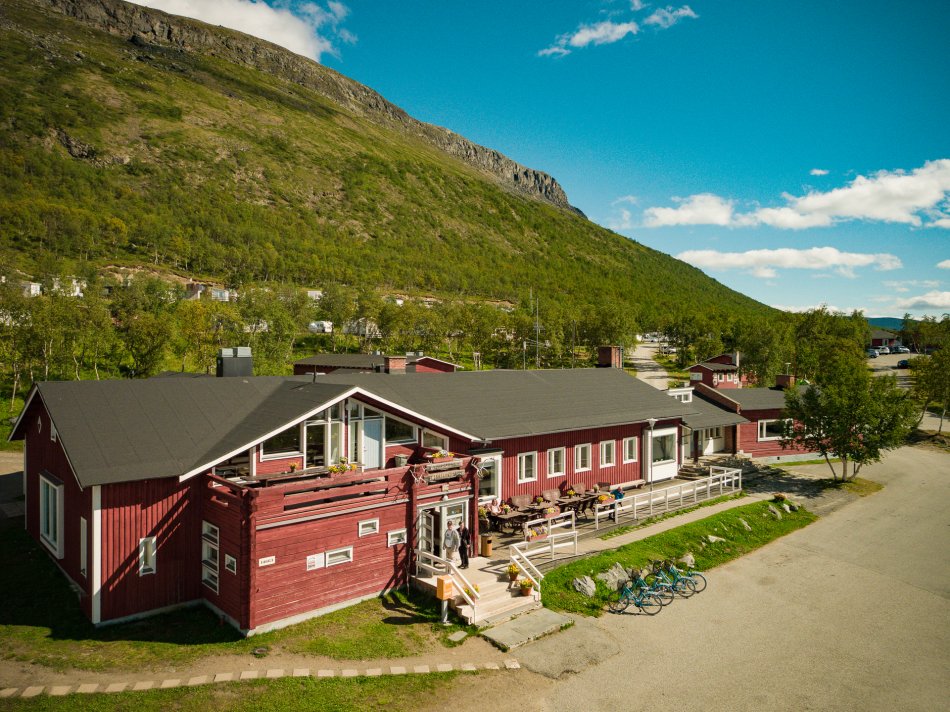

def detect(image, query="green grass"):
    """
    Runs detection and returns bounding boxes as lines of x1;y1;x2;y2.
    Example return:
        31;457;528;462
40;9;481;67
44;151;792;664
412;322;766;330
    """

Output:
780;457;842;467
814;477;884;497
0;394;25;452
0;672;473;711
0;527;468;672
597;493;745;540
542;500;817;616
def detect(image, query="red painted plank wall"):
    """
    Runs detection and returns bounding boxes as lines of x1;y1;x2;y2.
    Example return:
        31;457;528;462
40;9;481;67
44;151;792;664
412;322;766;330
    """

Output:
737;410;811;458
199;477;251;628
100;478;201;622
24;401;92;616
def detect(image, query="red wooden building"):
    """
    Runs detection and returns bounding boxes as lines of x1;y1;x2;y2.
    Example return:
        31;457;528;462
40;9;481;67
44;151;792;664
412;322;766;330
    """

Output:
688;353;749;389
11;367;689;634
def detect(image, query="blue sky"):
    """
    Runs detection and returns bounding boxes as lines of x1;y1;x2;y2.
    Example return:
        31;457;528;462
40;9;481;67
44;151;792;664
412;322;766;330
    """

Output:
136;1;950;318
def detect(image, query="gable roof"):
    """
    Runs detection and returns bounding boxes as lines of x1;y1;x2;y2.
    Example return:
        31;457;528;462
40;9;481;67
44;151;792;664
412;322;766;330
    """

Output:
681;397;748;429
14;378;354;488
320;369;695;440
697;386;788;412
691;361;738;372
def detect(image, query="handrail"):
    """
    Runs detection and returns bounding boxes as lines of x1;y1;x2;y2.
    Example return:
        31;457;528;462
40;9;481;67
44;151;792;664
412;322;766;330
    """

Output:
509;542;543;592
520;511;579;560
415;549;480;614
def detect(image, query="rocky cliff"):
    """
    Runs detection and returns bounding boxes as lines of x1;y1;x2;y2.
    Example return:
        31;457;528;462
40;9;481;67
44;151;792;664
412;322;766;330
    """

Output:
35;0;579;213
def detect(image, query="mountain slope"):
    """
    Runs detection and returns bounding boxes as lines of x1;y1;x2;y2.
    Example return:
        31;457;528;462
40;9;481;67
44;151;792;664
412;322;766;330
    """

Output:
0;0;771;322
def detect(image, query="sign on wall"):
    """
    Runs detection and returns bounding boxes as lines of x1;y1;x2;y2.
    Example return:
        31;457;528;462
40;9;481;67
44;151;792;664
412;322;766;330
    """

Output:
307;553;326;571
258;556;276;567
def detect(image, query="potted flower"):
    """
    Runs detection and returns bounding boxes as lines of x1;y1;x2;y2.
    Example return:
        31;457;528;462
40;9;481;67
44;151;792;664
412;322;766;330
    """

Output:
288;462;298;473
506;563;520;582
565;487;577;497
597;493;615;504
518;578;534;596
543;506;559;518
534;496;545;505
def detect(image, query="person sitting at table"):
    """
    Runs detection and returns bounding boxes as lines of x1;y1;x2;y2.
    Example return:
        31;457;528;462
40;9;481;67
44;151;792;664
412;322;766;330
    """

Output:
610;487;625;521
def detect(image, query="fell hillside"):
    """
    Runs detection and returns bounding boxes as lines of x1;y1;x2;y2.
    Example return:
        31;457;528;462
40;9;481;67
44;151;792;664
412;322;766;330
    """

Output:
0;0;772;322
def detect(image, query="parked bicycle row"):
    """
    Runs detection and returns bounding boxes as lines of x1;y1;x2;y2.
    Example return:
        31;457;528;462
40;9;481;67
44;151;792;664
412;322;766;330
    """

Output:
608;559;707;615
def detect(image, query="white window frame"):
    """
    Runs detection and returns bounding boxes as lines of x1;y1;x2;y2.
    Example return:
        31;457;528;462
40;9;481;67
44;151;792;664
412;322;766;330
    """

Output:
225;554;237;575
79;516;87;578
325;546;354;567
623;436;638;464
139;536;157;576
600;440;616;468
476;453;503;504
758;418;790;441
574;443;591;473
387;529;408;547
201;521;220;593
650;428;678;465
546;447;566;478
358;518;380;537
384;414;417;445
50;422;58;443
517;452;538;483
39;473;64;559
259;424;304;461
422;429;448;450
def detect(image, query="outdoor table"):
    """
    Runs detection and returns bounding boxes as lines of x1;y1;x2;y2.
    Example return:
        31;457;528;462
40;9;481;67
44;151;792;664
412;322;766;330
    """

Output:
493;510;530;532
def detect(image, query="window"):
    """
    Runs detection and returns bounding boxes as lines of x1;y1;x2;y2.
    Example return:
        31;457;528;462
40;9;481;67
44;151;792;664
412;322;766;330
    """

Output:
546;447;565;478
758;419;789;441
79;517;87;578
706;427;722;439
387;529;408;546
201;521;220;593
326;546;353;567
225;554;237;575
261;426;302;459
574;443;591;472
39;474;63;558
50;422;57;443
139;536;157;576
422;429;448;450
517;452;537;482
600;440;616;468
652;434;677;464
477;456;501;501
358;519;379;537
385;417;416;444
623;437;638;463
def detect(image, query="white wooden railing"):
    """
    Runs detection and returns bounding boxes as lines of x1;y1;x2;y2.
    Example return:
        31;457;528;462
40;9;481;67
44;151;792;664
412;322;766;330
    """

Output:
415;549;481;616
594;467;742;529
519;511;579;560
508;542;543;597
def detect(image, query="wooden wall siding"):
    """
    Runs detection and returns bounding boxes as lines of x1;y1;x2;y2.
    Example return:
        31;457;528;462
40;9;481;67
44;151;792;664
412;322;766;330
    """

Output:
490;423;655;500
255;449;304;477
200;477;252;627
24;401;92;615
737;410;808;458
412;360;455;373
100;478;201;622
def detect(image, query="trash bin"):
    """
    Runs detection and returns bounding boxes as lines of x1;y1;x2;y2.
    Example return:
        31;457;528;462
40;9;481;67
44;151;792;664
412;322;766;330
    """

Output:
479;533;493;558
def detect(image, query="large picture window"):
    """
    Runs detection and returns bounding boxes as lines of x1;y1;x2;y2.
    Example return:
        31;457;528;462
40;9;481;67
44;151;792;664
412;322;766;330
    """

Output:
517;452;537;483
652;434;677;464
758;419;789;441
547;447;565;478
422;429;448;450
261;426;301;459
305;406;345;469
385;417;416;444
39;474;64;558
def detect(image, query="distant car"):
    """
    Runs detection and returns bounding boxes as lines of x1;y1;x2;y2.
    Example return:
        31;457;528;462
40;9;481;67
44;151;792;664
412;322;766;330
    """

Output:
896;359;909;368
876;346;890;354
866;349;878;358
892;346;910;354
659;345;677;355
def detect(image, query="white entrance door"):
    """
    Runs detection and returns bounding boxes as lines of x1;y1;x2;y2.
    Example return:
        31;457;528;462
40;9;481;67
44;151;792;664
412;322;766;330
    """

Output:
418;501;468;559
361;418;383;469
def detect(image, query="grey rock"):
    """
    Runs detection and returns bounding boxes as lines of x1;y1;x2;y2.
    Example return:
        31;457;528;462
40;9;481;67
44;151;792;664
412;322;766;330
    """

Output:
767;504;783;520
56;130;96;159
707;535;726;543
679;552;696;567
782;503;792;514
738;518;752;531
595;562;628;592
788;502;799;512
572;576;597;598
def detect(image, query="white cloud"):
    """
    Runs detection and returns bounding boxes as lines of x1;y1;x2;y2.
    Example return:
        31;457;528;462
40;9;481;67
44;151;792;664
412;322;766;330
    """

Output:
643;193;734;227
809;168;829;176
537;45;570;57
641;159;950;229
630;0;647;10
938;260;950;269
675;246;902;279
644;5;698;29
130;0;353;61
882;279;940;292
568;20;640;47
771;303;862;315
608;208;636;230
612;194;639;206
893;291;950;310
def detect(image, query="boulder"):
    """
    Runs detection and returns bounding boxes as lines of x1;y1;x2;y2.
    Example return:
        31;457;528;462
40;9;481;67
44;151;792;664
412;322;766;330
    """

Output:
767;504;783;520
781;503;792;514
595;562;629;592
738;518;752;532
679;552;696;568
707;535;726;543
788;502;800;512
572;576;597;598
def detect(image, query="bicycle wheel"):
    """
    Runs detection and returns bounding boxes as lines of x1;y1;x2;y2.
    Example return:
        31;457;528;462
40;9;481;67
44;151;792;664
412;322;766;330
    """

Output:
674;578;696;597
637;593;662;615
652;586;675;606
689;573;707;593
607;588;631;613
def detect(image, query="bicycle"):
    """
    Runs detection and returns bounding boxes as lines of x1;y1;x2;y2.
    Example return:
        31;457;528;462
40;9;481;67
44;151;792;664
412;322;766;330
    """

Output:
607;579;663;615
669;563;706;593
650;559;697;597
632;572;675;606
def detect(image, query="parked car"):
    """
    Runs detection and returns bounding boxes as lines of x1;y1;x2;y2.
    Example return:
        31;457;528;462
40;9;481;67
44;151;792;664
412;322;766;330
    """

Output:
866;349;879;358
892;345;910;354
876;346;890;354
896;359;909;368
658;345;677;355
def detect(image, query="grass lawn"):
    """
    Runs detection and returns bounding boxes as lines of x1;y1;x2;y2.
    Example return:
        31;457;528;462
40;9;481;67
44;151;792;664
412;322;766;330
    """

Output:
0;527;470;672
542;500;817;616
0;671;472;711
813;477;884;497
598;493;745;540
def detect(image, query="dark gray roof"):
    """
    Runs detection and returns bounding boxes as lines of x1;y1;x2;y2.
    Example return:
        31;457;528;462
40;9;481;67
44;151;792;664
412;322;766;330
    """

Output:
694;362;738;372
294;353;386;369
682;397;748;429
320;369;695;440
699;387;788;412
25;378;352;488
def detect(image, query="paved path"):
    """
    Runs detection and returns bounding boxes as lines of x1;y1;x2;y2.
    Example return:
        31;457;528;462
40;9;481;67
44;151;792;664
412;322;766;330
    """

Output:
498;445;950;712
630;343;669;390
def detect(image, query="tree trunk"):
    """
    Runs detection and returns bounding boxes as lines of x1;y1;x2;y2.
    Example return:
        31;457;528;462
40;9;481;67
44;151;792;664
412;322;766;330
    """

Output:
823;453;839;480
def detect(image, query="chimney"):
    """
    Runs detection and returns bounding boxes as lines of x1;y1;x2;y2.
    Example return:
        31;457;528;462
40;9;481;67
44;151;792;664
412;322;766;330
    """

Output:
775;374;796;389
216;347;253;377
384;355;407;374
597;345;622;369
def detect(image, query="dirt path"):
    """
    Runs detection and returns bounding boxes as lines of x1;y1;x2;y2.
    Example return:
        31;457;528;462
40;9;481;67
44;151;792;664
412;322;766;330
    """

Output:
630;343;669;390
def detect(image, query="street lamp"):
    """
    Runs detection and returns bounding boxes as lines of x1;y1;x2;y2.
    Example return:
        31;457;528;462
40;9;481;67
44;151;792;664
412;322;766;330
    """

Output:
646;417;657;516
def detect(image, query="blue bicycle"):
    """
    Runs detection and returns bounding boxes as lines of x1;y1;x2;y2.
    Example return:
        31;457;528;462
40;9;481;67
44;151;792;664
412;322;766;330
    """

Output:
607;579;663;615
650;559;697;597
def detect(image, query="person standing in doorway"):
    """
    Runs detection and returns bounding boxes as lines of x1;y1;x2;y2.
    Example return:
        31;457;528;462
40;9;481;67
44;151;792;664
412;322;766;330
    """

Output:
443;520;460;565
458;521;471;569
